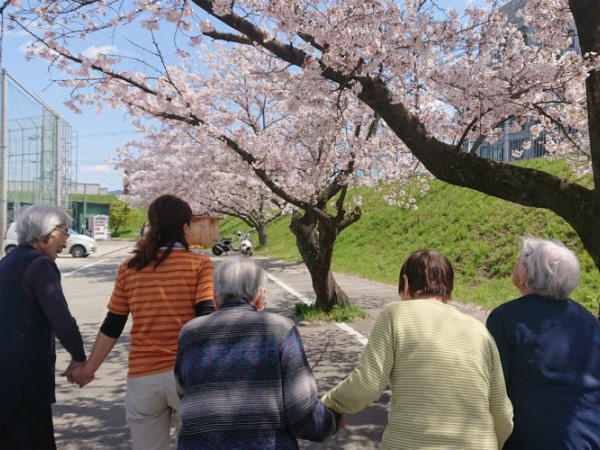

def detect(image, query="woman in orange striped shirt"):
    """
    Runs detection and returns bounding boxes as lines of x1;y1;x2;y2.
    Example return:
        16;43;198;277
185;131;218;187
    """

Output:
68;195;214;450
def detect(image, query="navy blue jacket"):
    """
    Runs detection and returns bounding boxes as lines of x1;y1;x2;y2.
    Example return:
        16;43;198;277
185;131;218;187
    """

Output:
0;245;85;412
487;294;600;450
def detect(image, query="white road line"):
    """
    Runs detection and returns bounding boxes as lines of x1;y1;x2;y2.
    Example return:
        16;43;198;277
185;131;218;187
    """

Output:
334;322;369;346
265;272;368;347
62;246;132;278
266;273;312;304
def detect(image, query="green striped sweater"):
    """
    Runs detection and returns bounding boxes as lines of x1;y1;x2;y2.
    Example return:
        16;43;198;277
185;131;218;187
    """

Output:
322;299;513;449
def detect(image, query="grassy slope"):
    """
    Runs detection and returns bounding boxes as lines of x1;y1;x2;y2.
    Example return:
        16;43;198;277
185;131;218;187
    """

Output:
221;159;599;313
111;207;148;239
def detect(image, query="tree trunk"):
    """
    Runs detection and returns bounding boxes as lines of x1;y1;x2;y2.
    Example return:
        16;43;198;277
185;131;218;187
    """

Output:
289;211;350;311
256;223;269;246
564;202;600;274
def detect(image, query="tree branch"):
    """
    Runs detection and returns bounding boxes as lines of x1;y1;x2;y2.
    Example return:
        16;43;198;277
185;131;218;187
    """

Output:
456;117;478;151
0;0;12;15
203;30;253;45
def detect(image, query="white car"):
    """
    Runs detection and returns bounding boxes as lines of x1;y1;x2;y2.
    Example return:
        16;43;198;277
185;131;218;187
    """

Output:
3;223;97;257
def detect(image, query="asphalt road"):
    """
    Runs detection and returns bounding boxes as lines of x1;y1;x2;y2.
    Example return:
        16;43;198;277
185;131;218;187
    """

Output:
52;241;490;449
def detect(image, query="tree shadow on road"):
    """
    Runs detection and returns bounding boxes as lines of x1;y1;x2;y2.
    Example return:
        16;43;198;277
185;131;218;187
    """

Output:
54;322;133;449
67;261;121;284
299;326;389;449
254;257;305;274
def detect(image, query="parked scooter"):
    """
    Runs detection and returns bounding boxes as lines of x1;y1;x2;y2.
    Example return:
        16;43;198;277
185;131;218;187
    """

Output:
212;237;235;256
212;231;254;256
239;232;253;256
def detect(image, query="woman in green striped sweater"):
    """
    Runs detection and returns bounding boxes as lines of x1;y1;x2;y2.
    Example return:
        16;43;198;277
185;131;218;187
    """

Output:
322;250;513;449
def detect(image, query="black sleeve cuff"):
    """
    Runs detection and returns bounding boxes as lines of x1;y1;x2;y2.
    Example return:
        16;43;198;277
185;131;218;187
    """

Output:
194;300;215;317
100;311;128;339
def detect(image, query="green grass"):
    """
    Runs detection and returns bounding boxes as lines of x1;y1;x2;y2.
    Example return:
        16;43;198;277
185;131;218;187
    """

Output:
219;219;249;241
110;207;147;239
223;159;600;313
294;302;369;322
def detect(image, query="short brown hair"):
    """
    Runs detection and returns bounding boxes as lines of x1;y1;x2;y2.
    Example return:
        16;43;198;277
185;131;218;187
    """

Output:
399;250;454;301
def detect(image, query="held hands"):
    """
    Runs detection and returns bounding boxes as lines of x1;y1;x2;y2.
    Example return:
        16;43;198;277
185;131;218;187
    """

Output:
61;359;95;387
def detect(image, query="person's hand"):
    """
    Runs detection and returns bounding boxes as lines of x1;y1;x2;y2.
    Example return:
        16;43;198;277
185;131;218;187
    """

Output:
61;358;84;382
338;413;346;431
70;363;95;388
61;359;94;387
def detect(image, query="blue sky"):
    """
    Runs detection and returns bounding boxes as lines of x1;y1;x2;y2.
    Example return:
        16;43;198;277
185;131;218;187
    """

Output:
2;1;486;191
3;33;137;191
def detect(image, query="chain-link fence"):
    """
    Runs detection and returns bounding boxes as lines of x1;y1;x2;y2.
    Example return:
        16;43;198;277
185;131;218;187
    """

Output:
1;70;75;224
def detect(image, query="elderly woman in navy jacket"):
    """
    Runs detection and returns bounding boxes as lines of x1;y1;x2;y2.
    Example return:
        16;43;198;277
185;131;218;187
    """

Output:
0;205;86;449
486;237;600;449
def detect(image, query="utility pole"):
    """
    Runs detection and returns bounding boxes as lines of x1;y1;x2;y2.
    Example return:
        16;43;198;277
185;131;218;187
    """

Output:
83;183;87;233
0;69;8;255
54;117;61;207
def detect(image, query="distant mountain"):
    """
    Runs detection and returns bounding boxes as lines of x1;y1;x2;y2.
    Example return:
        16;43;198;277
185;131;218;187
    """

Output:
108;189;124;195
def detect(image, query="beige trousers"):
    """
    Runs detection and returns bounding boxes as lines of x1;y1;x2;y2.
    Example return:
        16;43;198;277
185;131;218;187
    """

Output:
125;370;181;450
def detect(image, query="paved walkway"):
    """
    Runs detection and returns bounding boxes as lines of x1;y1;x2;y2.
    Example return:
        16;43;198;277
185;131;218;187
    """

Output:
53;242;492;449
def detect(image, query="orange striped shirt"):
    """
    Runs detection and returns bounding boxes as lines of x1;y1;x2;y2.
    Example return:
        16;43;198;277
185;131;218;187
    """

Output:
108;249;214;377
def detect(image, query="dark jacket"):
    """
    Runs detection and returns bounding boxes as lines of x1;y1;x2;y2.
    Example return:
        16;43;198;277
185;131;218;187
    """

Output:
0;246;85;412
487;294;600;450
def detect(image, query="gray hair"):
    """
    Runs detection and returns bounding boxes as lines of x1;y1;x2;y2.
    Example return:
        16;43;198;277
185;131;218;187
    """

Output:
518;236;580;300
16;204;72;245
214;258;266;306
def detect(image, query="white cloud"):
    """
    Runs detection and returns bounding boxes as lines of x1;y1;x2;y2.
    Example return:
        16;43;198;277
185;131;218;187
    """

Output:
81;44;118;59
81;164;113;174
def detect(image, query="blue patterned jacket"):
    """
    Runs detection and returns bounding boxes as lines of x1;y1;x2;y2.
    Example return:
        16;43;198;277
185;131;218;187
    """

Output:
175;301;338;449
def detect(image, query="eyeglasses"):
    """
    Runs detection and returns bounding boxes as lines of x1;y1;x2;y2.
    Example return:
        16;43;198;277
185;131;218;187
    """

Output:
54;227;70;238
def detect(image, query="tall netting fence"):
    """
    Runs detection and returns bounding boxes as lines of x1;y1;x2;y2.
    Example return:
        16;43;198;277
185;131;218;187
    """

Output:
2;71;75;222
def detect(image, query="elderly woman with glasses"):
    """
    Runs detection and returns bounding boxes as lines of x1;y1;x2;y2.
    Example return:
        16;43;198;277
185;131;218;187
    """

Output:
486;237;600;449
0;204;86;449
321;250;513;449
174;258;341;449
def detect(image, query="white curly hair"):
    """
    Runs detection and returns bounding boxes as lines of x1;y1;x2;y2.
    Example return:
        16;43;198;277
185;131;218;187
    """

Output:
518;236;580;300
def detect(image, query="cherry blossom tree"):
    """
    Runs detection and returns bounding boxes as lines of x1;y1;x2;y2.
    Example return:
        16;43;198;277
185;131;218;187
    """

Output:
190;0;600;273
106;42;417;310
117;126;285;247
7;0;600;289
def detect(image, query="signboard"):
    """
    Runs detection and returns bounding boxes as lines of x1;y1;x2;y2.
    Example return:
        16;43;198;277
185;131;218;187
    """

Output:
89;214;110;240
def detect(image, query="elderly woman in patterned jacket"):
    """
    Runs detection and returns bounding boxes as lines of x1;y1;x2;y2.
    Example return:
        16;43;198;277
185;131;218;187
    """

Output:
175;257;341;449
